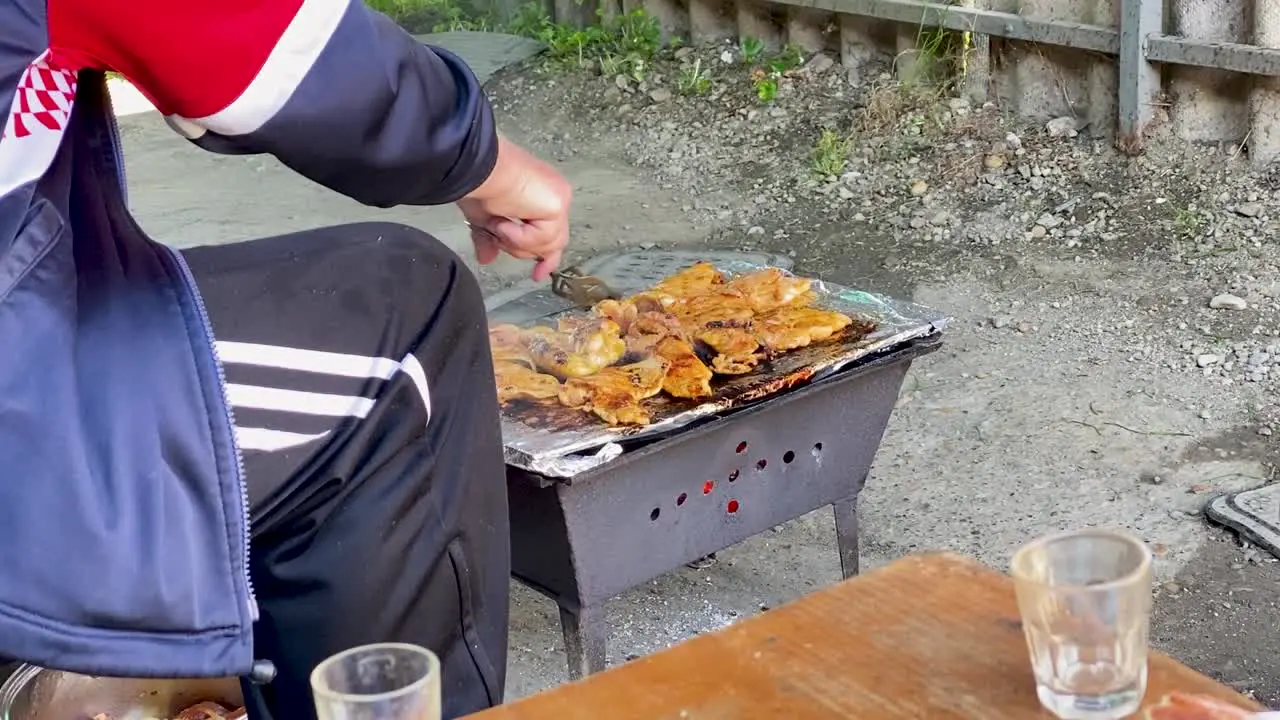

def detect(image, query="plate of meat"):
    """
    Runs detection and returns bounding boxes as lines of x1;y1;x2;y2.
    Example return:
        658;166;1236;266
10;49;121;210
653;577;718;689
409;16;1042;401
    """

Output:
1144;692;1261;719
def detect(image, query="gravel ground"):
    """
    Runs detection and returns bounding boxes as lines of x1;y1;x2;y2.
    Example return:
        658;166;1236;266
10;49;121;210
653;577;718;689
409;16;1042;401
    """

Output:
485;43;1280;704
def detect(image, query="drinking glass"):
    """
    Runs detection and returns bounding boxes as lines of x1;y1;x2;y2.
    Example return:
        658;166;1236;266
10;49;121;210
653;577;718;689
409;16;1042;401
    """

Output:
310;643;441;720
1011;529;1153;720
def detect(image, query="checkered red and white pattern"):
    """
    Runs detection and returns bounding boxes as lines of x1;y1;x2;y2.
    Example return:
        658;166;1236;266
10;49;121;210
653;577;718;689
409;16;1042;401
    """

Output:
4;58;77;139
0;51;78;198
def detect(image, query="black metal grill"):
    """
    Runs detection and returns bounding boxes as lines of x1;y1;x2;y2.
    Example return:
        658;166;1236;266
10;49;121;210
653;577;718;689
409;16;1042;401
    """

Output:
506;337;940;680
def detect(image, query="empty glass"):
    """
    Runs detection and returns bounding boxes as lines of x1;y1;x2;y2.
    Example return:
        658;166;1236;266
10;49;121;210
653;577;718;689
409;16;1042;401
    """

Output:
1011;529;1153;720
310;643;441;720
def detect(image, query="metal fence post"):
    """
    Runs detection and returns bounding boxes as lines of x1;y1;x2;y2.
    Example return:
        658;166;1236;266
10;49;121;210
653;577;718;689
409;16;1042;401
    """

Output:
1117;0;1162;152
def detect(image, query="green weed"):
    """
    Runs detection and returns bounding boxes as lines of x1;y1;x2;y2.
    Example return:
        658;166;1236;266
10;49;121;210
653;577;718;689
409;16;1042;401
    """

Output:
1173;205;1209;237
812;128;852;177
509;4;661;78
739;36;765;64
677;58;713;96
366;0;494;32
747;43;805;104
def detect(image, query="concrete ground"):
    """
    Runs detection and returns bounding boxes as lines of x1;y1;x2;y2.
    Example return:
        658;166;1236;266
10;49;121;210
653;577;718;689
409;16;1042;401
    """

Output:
115;40;1280;708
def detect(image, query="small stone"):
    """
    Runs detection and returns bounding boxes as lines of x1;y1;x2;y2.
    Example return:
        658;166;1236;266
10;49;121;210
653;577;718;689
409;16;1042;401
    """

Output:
1199;409;1212;420
989;316;1011;329
1141;471;1163;485
1045;116;1080;138
1036;214;1063;228
1016;321;1034;334
983;154;1005;170
909;179;928;196
674;47;696;60
804;53;834;75
1260;426;1274;437
1209;293;1248;311
1236;203;1263;218
1030;225;1048;239
1196;354;1221;368
1004;131;1022;150
648;87;672;103
746;225;765;236
929;211;949;227
910;216;927;229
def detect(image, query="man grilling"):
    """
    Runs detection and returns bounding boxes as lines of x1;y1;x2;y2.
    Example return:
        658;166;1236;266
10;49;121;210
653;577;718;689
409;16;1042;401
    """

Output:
0;0;566;717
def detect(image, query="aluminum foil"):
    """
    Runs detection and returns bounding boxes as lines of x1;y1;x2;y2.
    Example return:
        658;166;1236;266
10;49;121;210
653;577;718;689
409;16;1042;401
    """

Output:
500;260;950;478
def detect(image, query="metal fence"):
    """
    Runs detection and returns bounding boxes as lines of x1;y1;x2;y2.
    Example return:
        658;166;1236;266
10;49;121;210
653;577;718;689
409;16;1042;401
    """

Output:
541;0;1280;163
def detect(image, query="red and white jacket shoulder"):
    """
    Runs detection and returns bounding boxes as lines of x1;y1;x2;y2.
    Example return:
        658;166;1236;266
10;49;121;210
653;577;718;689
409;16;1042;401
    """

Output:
44;0;498;206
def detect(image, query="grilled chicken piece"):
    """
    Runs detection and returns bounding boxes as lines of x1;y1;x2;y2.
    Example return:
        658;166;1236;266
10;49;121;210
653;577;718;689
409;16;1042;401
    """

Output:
724;269;814;313
1144;692;1254;720
558;356;670;425
753;307;855;352
523;317;626;378
654;336;713;398
667;290;755;322
697;327;763;374
489;324;534;367
175;702;235;720
494;360;561;404
594;298;638;333
610;308;686;358
649;261;725;297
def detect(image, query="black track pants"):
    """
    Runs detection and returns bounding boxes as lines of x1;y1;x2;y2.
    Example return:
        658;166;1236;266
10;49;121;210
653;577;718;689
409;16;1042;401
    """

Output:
182;222;510;719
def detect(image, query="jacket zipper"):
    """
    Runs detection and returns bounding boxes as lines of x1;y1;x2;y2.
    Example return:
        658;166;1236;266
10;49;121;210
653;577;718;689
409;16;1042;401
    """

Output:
169;248;259;623
102;82;259;624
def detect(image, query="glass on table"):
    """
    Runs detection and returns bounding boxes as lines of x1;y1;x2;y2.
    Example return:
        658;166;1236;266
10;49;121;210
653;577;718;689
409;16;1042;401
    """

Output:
310;643;441;720
1011;529;1153;720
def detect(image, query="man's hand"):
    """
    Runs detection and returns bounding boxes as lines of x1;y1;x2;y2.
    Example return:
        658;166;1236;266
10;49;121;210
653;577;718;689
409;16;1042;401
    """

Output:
457;136;572;282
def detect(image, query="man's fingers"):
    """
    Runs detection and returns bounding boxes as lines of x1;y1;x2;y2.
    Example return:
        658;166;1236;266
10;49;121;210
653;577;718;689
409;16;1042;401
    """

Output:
481;217;568;281
471;232;500;265
493;218;566;256
532;250;563;282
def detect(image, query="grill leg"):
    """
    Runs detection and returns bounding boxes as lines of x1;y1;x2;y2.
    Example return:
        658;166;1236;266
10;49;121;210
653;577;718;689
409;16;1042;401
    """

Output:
832;497;860;579
559;603;608;680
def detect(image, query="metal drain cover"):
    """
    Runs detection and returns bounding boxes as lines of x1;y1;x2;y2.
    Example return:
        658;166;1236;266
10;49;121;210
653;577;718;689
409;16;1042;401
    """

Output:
485;250;793;325
1207;484;1280;559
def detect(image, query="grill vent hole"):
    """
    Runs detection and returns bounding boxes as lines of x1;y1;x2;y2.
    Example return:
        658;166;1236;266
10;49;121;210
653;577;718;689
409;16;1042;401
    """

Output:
676;492;688;506
650;507;661;521
783;450;796;464
735;441;748;454
728;469;740;482
702;480;715;495
727;499;740;514
756;458;768;470
812;442;824;456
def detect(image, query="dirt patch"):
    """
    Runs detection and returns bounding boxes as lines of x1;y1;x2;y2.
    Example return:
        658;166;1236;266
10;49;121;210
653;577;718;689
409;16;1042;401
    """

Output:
1152;530;1280;706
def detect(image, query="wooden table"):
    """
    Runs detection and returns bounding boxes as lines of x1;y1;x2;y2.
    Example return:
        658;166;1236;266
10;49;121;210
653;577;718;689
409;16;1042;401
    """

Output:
472;553;1260;719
